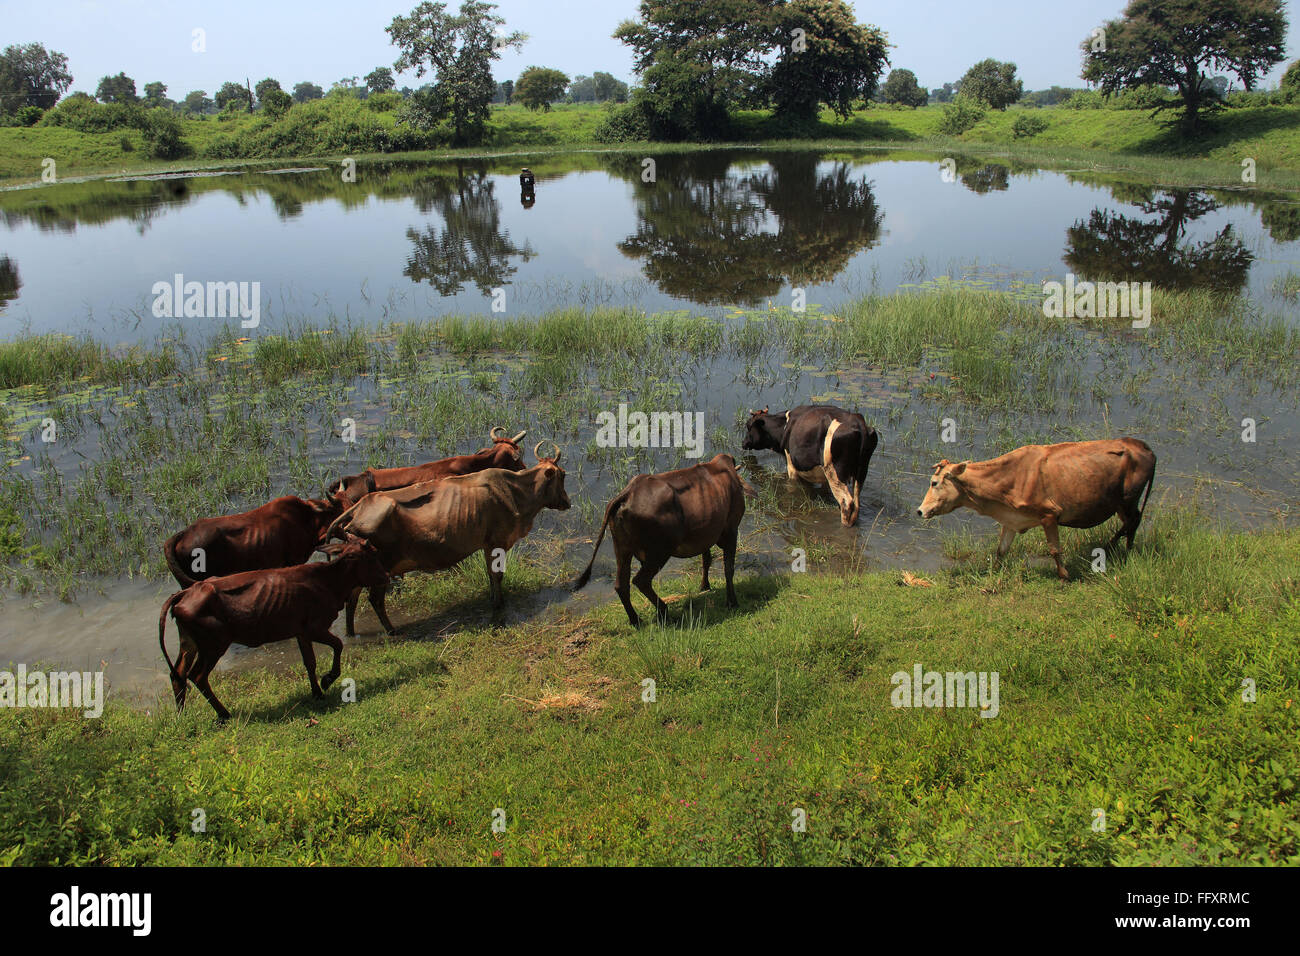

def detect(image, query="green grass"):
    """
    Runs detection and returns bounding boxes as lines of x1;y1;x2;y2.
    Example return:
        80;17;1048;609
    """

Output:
4;100;1300;191
1;515;1295;865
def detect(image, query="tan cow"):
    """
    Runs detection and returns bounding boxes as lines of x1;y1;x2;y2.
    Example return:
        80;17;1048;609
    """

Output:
916;438;1156;579
325;442;571;634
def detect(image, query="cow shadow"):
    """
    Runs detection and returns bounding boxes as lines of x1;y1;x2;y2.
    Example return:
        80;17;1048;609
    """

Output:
354;578;572;644
233;653;451;724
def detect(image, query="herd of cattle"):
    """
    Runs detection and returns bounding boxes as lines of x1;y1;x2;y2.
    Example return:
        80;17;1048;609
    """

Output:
157;405;1157;719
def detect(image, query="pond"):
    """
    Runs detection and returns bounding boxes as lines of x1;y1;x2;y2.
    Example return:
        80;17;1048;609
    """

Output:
2;149;1298;339
1;149;1297;699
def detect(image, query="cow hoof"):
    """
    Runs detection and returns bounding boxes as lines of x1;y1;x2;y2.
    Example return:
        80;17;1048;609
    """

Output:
321;673;338;692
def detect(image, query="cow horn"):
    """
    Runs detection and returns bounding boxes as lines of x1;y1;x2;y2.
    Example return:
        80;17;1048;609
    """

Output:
533;439;561;463
490;426;506;440
511;429;527;444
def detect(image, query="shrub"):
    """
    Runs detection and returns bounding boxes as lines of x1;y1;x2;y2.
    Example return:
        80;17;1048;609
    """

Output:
366;91;402;113
261;88;292;118
141;109;187;159
592;102;652;143
15;105;44;126
39;97;139;132
1011;112;1048;139
937;95;986;135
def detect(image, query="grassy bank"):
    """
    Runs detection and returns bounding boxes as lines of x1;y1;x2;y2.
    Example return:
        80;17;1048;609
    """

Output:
4;100;1300;191
1;513;1296;865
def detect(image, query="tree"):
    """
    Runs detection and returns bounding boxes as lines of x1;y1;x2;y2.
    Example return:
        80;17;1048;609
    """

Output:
515;66;569;111
292;81;324;102
387;1;525;144
930;81;958;103
96;72;138;103
262;88;292;117
181;90;213;114
1283;59;1300;93
766;0;890;121
215;81;252;111
0;43;73;112
365;66;396;92
254;78;282;106
958;59;1023;109
1081;0;1288;131
592;71;628;101
142;81;167;107
569;74;596;101
880;68;928;107
500;78;513;103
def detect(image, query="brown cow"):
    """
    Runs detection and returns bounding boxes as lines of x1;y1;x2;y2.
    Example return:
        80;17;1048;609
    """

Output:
916;438;1156;579
326;442;571;635
573;453;755;626
164;495;344;588
158;537;388;720
329;427;527;509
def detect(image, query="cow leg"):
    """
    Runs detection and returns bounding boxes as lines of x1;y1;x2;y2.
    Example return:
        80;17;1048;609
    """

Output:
1042;519;1068;580
316;630;345;691
345;586;362;637
633;553;671;624
368;582;398;635
483;548;505;610
700;548;712;591
1110;503;1142;550
171;633;198;710
721;528;739;608
613;537;639;627
995;525;1016;559
190;657;232;722
296;636;324;698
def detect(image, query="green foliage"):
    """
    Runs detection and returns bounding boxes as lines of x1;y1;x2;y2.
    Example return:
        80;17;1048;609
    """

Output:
592;101;653;142
39;96;140;133
880;68;928;107
1283;60;1300;93
365;90;402;112
95;72;138;104
181;90;213;114
1081;0;1288;131
215;81;252;112
958;58;1023;110
142;81;167;107
253;78;282;106
0;42;73;112
937;94;987;134
261;88;292;118
766;0;890;121
364;66;396;93
1011;111;1049;138
292;81;324;103
514;66;570;111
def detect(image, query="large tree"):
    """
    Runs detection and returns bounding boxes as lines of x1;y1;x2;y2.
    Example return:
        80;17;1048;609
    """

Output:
96;72;138;103
766;0;890;121
514;66;569;111
1081;0;1288;131
592;70;628;101
880;68;928;107
958;59;1023;109
0;43;72;112
387;0;524;144
292;81;324;103
142;81;167;107
181;90;213;114
215;80;252;111
254;77;282;106
365;66;396;92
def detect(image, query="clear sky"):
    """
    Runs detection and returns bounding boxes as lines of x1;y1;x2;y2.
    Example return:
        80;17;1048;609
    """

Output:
6;0;1298;98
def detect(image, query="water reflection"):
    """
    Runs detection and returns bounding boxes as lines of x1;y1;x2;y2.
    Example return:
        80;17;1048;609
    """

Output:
613;152;884;305
0;256;19;309
1065;188;1253;292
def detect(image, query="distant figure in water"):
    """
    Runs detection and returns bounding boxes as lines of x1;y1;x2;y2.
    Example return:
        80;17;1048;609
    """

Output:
520;167;536;208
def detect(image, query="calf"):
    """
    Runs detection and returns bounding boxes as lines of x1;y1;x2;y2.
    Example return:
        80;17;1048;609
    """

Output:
742;404;878;526
158;537;388;720
573;453;755;626
164;494;343;588
326;442;571;635
916;438;1156;579
328;428;527;509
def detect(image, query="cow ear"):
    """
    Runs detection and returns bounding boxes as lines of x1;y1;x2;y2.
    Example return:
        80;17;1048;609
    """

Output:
951;461;967;477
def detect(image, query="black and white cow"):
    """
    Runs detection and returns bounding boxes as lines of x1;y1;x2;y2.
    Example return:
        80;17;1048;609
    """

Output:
742;404;878;526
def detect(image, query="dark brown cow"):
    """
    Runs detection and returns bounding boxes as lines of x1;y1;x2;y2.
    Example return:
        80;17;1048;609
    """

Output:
164;495;343;588
916;438;1156;579
158;537;388;720
326;442;571;635
328;428;527;509
573;453;755;626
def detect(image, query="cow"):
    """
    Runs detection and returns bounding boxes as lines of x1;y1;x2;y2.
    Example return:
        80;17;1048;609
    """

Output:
573;453;755;627
328;427;528;509
325;442;571;635
742;404;878;526
163;494;344;588
915;438;1157;580
158;536;388;721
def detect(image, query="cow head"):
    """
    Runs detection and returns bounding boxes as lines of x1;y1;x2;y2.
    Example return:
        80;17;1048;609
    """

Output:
330;471;377;510
741;406;783;451
319;534;389;589
489;427;528;470
533;440;571;511
308;494;347;540
917;460;968;519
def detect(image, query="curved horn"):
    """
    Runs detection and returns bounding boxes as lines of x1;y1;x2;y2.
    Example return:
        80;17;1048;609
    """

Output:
533;439;561;463
490;426;506;440
511;429;527;444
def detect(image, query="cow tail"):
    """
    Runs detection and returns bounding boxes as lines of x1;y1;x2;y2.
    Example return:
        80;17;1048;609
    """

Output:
573;492;626;590
163;531;197;588
1139;460;1156;517
158;590;185;682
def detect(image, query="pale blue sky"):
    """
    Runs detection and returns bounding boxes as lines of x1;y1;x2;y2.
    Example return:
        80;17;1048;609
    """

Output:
7;0;1298;98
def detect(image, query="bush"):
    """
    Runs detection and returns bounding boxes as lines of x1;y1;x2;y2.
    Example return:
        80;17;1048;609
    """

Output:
262;88;292;118
937;95;987;135
141;110;187;159
15;105;44;127
365;91;402;113
39;97;139;132
592;102;652;143
119;134;134;151
1011;112;1048;139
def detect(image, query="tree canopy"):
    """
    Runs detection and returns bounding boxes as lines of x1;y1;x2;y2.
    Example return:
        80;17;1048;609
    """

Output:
515;66;569;111
96;72;138;103
0;43;72;113
881;68;928;107
958;59;1023;109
